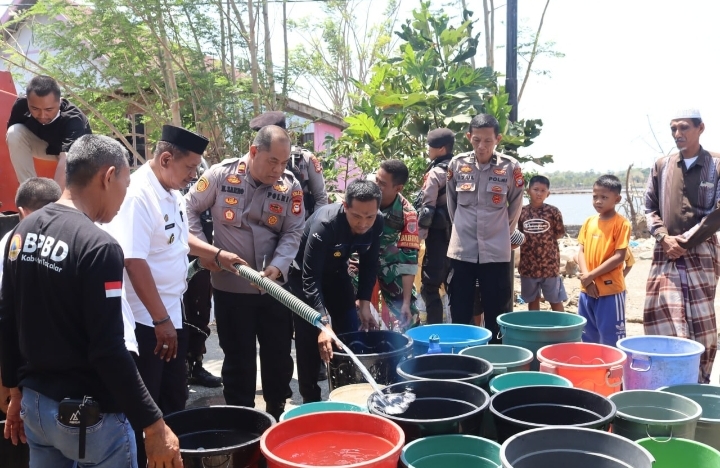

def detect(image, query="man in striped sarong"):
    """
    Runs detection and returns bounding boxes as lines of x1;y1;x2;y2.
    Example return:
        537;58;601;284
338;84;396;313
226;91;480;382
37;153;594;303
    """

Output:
644;108;720;383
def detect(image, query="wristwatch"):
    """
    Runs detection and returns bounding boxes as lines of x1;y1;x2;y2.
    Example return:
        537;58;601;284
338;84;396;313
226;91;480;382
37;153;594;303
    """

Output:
654;232;666;243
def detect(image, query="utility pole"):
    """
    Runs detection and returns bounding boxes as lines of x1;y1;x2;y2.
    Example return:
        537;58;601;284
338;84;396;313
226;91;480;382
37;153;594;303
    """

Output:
506;0;518;312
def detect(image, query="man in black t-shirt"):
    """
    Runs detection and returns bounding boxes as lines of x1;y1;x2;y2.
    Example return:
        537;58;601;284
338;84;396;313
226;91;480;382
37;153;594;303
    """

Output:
6;75;91;190
289;179;383;403
0;135;181;467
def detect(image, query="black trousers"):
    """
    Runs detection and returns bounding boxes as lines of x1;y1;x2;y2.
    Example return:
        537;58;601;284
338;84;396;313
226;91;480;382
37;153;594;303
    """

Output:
183;268;212;361
448;259;512;344
133;323;188;467
213;289;294;407
421;227;451;324
289;269;359;403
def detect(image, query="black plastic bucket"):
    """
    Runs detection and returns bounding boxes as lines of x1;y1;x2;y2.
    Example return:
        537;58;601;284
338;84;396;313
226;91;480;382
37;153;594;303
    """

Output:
164;406;275;468
329;330;413;391
396;354;494;388
501;427;654;467
490;385;616;443
0;421;29;468
367;380;489;444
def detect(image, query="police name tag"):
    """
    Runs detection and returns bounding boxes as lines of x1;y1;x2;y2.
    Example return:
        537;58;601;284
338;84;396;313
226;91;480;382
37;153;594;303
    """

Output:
165;223;175;230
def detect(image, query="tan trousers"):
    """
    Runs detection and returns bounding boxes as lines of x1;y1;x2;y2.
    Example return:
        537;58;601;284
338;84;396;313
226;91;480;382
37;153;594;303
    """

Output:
6;124;57;183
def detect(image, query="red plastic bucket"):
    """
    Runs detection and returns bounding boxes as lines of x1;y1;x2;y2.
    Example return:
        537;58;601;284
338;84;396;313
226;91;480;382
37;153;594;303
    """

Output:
261;411;404;468
537;343;627;396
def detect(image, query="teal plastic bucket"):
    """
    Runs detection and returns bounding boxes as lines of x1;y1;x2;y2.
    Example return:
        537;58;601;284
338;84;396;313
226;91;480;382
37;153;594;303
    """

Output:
496;311;586;371
406;324;492;354
617;336;705;390
659;384;720;450
489;371;573;394
400;434;501;468
637;437;720;468
459;345;534;376
609;390;703;441
278;401;365;421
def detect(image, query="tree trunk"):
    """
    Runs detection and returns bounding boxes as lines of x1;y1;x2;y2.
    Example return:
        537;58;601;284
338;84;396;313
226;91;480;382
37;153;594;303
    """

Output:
460;0;475;68
625;163;639;236
282;0;289;100
262;0;275;108
246;0;260;113
482;0;494;69
156;10;182;125
518;0;550;103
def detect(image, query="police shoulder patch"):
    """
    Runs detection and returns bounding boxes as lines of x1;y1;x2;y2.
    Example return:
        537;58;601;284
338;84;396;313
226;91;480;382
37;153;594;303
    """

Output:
196;176;209;192
8;234;22;261
273;183;288;193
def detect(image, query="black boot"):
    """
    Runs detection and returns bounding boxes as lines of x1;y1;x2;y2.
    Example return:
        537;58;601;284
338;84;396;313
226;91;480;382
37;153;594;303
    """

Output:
318;362;328;381
265;402;285;422
188;360;223;388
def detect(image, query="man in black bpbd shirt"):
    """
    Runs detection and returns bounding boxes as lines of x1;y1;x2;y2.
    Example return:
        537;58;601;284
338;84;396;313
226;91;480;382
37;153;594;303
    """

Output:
0;135;182;467
6;75;91;190
289;179;383;403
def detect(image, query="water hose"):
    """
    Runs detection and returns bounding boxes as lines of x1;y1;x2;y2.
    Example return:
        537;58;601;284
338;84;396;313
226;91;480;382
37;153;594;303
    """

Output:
234;264;325;328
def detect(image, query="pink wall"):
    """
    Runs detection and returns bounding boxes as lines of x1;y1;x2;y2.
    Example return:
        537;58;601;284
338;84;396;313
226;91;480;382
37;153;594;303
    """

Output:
313;121;342;153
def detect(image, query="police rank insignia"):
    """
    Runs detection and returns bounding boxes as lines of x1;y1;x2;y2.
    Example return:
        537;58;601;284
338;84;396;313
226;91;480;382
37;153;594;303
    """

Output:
333;251;342;257
514;167;524;187
224;209;235;221
310;154;322;173
492;194;502;204
493;168;507;176
168;233;175;244
273;183;288;193
225;197;238;205
269;203;283;214
226;175;241;185
237;162;247;174
459;165;473;173
267;215;279;225
8;234;21;261
196;176;209;192
459;183;474;191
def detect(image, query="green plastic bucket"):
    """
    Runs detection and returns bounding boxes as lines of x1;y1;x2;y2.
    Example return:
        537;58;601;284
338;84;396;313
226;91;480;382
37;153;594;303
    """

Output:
637;438;720;468
489;371;573;394
279;401;365;421
496;311;586;371
400;434;501;468
659;384;720;450
459;345;534;376
609;390;703;441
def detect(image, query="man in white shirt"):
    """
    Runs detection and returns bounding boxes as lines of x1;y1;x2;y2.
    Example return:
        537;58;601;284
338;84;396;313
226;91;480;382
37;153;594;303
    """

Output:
102;125;243;466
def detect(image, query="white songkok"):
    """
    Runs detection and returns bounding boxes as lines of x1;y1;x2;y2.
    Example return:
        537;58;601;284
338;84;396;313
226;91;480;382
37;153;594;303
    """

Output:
671;109;702;120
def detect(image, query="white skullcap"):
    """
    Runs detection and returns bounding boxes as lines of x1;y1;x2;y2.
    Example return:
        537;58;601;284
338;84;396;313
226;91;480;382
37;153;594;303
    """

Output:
671;108;702;120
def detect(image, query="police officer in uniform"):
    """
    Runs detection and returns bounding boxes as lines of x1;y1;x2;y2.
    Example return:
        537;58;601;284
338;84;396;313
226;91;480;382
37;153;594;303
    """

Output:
182;159;223;388
447;114;523;341
289;180;383;403
185;125;304;420
414;128;455;324
249;111;328;218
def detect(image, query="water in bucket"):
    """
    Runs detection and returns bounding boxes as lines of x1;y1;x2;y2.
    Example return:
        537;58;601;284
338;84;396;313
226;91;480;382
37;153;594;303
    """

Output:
319;324;415;415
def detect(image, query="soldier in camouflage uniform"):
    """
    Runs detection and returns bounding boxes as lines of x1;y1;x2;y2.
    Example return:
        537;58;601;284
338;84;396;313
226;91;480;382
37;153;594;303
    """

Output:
352;160;420;331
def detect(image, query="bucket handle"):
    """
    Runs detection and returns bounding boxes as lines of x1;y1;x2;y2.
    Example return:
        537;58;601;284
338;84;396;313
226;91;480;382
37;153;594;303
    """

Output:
605;365;624;387
629;355;652;372
539;362;557;374
497;327;505;341
646;425;672;443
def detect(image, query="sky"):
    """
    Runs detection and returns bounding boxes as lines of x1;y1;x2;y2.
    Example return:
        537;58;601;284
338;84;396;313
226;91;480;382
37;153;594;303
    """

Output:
272;0;720;173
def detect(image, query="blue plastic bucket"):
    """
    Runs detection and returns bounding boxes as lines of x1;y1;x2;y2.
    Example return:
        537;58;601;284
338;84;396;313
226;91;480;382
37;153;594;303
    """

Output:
617;336;705;390
278;401;366;421
406;324;492;354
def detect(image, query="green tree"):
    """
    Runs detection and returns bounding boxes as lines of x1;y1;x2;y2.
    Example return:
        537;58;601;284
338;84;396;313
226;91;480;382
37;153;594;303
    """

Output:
326;1;552;195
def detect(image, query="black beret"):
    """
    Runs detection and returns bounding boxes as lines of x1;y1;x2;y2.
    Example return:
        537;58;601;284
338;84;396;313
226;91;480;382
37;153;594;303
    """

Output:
249;111;286;131
160;125;209;155
427;128;455;148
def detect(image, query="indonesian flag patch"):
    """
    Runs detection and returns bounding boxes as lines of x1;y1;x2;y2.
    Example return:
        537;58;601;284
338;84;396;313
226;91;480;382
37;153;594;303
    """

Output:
105;281;122;298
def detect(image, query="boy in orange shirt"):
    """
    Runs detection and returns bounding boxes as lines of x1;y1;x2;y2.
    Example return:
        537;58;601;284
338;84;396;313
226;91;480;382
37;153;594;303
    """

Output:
577;175;631;346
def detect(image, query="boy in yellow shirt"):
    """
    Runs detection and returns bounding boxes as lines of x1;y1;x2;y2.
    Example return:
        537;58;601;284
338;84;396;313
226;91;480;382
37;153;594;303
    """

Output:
577;175;631;346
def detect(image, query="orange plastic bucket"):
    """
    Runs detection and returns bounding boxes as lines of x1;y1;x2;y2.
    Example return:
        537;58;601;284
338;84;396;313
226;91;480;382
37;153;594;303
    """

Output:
537;342;626;396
